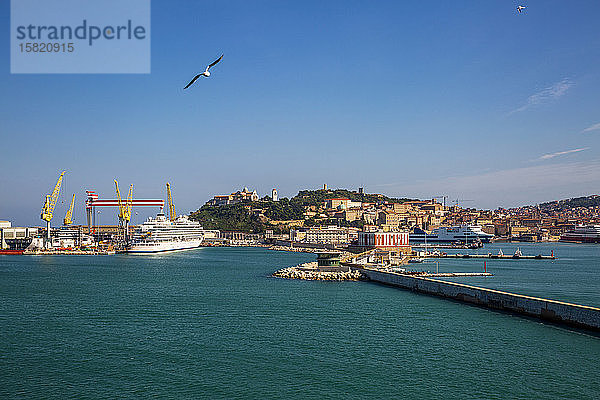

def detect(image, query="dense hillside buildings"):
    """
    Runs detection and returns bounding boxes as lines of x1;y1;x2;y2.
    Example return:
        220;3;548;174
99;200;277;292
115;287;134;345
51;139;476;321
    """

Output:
201;187;600;244
208;187;259;206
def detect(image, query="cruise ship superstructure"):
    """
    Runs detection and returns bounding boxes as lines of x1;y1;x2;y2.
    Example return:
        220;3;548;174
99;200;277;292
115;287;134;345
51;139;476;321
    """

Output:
128;212;205;253
410;225;494;244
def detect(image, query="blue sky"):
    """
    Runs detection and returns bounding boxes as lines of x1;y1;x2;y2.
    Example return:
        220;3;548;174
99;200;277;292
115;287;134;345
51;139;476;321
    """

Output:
1;0;600;226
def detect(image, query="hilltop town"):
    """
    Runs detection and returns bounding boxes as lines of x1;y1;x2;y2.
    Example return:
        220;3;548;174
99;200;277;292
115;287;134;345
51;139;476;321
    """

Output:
190;185;600;244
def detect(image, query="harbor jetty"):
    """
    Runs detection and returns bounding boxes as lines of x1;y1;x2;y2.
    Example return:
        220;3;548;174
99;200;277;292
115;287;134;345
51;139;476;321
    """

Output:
273;262;365;281
358;267;600;332
428;253;555;260
272;246;599;331
420;272;492;278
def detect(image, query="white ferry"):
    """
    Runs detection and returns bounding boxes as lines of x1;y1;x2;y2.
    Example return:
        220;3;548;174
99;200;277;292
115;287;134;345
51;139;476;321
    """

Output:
410;225;494;244
128;211;205;254
559;225;600;243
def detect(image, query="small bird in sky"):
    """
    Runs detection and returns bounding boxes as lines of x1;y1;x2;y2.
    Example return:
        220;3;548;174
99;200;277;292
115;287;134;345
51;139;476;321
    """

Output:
516;5;526;13
184;54;224;89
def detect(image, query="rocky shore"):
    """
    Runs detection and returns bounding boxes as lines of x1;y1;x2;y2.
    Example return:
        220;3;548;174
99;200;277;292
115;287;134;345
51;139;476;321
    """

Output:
272;263;365;281
267;245;318;253
267;245;354;258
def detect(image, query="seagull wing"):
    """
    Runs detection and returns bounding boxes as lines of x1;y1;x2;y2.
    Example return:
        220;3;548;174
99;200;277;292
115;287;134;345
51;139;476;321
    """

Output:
184;74;202;89
207;54;224;70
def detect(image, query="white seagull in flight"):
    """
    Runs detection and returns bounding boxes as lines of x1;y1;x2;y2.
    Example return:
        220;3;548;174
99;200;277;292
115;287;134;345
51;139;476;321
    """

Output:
184;54;224;89
516;5;526;13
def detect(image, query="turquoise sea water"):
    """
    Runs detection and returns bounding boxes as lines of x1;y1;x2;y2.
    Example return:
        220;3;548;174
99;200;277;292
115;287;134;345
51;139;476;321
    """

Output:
1;245;599;399
421;242;600;307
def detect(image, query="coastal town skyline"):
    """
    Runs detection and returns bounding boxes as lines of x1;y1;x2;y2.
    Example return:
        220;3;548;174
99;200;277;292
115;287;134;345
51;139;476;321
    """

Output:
3;174;599;230
2;0;600;224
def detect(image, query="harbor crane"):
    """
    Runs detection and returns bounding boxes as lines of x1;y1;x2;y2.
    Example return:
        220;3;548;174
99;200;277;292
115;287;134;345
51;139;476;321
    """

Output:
453;199;474;208
114;180;133;243
41;171;65;241
432;195;448;208
166;182;176;221
63;194;76;226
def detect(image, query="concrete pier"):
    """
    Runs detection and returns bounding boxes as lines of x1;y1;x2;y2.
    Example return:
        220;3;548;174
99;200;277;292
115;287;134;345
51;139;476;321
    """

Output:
421;272;493;277
428;254;555;260
358;267;600;332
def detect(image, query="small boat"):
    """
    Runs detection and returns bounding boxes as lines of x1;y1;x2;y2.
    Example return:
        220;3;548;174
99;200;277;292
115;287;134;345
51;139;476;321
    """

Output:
408;258;423;263
468;239;483;249
513;248;522;258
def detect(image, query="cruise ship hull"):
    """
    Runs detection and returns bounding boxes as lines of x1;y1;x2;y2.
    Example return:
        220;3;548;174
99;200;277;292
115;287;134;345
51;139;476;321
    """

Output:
559;235;600;243
559;225;600;243
0;249;25;255
127;212;206;254
127;239;203;254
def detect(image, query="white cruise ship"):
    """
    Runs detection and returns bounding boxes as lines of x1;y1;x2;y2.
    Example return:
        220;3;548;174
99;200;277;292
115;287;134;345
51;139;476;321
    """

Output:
128;212;205;254
410;225;494;244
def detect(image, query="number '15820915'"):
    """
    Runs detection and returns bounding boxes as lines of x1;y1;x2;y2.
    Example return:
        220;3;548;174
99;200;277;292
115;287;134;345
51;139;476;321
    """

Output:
19;43;74;52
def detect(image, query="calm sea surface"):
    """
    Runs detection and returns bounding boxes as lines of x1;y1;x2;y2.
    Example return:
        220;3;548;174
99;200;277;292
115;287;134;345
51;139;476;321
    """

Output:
1;244;599;399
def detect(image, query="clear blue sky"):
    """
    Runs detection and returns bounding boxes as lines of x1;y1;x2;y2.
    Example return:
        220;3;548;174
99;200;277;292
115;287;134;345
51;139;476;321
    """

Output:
2;0;600;226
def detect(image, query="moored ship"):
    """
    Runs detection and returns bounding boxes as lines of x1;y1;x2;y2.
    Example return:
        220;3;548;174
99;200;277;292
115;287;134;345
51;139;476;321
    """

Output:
559;225;600;243
128;211;205;253
1;225;39;254
410;225;494;244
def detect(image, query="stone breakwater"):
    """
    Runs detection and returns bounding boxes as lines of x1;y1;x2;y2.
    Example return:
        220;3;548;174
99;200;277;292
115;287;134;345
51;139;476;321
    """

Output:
273;263;365;281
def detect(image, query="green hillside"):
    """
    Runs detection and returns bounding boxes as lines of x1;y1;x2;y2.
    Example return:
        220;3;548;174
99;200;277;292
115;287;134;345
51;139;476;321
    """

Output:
540;195;600;210
189;188;415;233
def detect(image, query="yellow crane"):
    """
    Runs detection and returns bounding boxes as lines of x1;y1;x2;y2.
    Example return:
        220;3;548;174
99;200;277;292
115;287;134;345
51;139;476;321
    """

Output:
126;184;133;222
115;180;124;221
63;194;76;226
114;180;134;243
41;171;65;241
166;182;176;221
